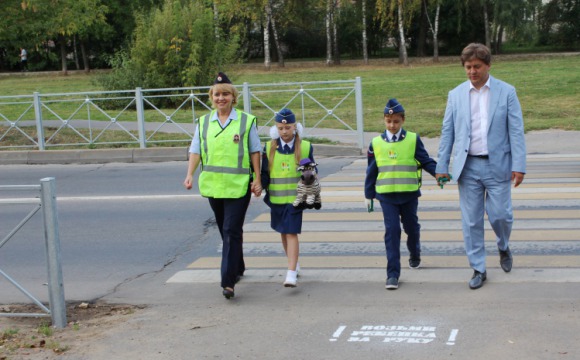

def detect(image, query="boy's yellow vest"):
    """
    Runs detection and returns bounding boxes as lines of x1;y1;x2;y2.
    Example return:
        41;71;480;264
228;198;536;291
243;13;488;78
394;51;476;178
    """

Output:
372;132;421;193
198;110;256;198
266;140;311;204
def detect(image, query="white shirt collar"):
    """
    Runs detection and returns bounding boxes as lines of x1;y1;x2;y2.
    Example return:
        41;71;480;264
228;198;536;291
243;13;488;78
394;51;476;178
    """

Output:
210;108;237;122
386;130;402;142
280;137;296;149
469;76;491;91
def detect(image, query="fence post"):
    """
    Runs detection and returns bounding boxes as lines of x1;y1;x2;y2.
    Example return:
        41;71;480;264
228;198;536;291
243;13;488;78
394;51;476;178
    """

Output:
242;82;251;114
354;77;364;150
40;178;67;329
135;87;147;148
33;92;45;151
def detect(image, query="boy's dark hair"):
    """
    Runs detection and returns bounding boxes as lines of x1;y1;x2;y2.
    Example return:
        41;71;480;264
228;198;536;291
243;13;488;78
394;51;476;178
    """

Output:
461;43;491;66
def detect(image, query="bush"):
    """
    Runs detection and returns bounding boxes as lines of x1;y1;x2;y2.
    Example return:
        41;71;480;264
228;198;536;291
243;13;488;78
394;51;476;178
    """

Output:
96;0;240;92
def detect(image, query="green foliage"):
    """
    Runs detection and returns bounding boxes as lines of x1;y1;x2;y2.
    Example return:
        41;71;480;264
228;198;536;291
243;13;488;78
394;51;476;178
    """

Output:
97;0;240;91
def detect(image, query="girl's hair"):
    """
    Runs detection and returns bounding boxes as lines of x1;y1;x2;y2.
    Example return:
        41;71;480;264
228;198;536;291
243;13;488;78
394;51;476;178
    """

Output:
208;83;239;107
268;132;302;172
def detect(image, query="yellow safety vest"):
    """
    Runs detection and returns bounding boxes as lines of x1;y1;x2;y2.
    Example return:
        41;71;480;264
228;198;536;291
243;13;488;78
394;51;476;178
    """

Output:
266;140;311;204
372;132;421;193
198;110;256;198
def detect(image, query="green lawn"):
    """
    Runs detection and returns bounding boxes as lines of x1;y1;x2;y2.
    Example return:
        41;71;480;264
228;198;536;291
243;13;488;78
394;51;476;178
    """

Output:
0;55;578;139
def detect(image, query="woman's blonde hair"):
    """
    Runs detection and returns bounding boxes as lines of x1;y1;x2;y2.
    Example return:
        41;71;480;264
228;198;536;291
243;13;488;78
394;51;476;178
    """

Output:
208;83;239;108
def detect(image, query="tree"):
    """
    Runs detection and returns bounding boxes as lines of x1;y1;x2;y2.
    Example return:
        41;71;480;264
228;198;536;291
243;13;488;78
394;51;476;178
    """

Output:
423;0;441;62
24;0;108;73
98;0;239;90
361;0;369;64
325;0;340;65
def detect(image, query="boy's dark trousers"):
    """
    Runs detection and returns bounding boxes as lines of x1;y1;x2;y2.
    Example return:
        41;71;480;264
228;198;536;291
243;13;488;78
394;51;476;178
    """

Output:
379;198;421;279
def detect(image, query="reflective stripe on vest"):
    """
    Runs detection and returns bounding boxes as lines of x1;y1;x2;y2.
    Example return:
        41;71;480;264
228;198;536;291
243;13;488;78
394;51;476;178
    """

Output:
372;132;421;193
267;140;311;204
198;111;254;198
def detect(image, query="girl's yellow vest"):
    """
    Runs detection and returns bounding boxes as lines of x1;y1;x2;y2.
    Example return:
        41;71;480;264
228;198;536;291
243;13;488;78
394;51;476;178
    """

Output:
372;132;421;193
266;140;311;204
198;110;256;198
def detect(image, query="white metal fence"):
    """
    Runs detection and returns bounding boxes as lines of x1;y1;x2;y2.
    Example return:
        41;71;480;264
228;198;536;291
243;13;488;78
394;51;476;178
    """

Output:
0;178;66;328
0;78;364;151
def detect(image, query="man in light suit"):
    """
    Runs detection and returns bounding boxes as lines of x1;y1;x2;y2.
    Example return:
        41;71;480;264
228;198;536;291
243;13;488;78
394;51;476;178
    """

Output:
435;43;526;290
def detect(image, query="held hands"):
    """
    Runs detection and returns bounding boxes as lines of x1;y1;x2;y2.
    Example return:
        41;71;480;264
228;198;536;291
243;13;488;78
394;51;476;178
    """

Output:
436;174;452;189
365;198;374;213
251;181;263;197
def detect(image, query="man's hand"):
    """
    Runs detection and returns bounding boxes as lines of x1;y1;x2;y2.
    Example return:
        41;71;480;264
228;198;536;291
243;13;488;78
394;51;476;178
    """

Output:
512;172;525;187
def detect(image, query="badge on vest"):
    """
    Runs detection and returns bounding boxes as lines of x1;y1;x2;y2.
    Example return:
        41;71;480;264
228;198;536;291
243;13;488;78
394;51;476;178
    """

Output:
388;150;397;159
233;134;240;144
281;161;291;171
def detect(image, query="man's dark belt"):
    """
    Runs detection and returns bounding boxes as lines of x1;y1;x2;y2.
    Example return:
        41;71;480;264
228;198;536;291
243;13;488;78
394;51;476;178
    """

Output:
468;154;489;159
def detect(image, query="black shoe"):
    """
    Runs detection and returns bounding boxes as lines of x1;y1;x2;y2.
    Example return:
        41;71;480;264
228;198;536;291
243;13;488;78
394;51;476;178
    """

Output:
222;287;235;299
469;270;487;290
409;257;421;269
385;277;399;290
499;247;513;272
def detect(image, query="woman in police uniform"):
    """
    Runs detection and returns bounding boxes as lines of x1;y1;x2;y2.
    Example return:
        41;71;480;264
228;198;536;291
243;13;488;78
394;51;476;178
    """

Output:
184;72;262;299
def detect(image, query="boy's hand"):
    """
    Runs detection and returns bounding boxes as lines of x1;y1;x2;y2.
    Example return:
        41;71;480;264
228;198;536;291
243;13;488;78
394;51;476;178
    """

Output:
365;198;374;212
436;174;452;189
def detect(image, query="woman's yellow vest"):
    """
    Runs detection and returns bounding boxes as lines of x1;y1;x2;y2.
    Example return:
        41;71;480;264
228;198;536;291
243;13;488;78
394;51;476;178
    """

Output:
198;110;256;198
372;132;422;193
266;140;311;204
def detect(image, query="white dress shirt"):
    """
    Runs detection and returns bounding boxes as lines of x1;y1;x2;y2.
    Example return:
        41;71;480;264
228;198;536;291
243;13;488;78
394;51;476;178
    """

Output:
468;78;491;156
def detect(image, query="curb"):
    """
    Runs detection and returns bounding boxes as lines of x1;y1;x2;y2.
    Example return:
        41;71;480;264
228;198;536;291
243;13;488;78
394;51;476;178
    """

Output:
0;144;362;165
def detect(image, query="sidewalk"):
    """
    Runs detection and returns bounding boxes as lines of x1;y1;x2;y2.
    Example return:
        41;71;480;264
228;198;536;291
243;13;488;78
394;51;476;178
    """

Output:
0;129;578;165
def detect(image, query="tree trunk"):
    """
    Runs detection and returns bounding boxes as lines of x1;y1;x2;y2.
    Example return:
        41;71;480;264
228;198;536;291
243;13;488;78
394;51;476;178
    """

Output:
361;0;368;65
269;1;284;67
73;35;80;70
325;0;332;66
496;24;504;54
80;39;90;72
213;1;220;40
263;14;271;69
417;0;428;57
332;0;340;65
433;3;440;62
58;35;68;75
483;0;491;49
397;0;408;66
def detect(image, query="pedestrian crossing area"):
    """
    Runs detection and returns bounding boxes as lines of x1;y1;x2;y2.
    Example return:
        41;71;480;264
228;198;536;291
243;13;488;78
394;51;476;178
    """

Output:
167;154;580;284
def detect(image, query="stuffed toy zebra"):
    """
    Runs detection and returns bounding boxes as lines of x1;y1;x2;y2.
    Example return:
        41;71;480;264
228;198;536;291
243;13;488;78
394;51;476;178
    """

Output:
293;158;322;210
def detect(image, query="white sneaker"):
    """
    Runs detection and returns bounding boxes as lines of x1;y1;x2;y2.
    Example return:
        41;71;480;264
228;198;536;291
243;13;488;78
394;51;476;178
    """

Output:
283;270;297;287
296;262;301;277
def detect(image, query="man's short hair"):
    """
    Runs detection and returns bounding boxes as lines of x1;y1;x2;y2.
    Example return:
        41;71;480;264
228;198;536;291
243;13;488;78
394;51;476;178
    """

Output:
461;43;491;66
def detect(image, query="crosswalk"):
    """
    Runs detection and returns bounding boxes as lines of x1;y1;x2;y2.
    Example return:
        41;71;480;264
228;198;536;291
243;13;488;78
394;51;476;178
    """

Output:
167;154;580;284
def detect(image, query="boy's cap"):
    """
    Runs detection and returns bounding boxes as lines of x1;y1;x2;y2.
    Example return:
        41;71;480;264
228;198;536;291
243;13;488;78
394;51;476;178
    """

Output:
275;108;296;124
384;98;404;115
213;72;232;84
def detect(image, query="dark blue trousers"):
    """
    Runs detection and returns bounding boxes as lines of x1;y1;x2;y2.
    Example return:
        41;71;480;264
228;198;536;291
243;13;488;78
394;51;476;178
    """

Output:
379;198;421;279
208;187;251;289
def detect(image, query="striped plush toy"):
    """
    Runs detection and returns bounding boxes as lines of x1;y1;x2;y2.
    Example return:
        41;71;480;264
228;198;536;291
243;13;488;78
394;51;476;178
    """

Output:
293;158;321;210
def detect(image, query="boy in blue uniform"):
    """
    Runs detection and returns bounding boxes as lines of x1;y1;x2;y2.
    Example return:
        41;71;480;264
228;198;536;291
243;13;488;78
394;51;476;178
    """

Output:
364;98;437;290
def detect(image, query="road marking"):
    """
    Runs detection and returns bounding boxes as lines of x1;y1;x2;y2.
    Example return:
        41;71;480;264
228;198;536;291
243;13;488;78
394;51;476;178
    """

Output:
447;329;459;345
330;325;346;342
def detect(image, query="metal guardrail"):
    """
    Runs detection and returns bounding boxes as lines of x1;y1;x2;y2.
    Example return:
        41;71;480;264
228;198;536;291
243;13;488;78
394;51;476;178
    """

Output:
0;178;66;328
0;78;364;151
